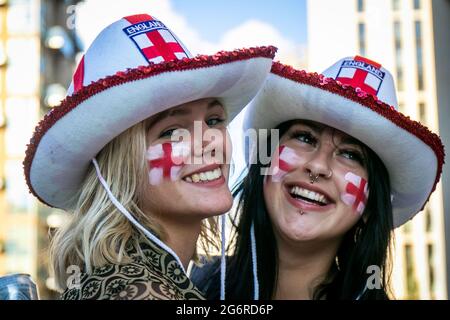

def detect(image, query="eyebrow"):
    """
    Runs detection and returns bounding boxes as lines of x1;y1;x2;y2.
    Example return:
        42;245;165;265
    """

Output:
206;99;223;110
293;120;364;148
292;120;325;133
147;99;223;128
340;136;364;148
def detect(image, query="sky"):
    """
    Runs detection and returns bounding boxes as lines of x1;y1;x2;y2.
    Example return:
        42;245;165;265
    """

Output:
76;0;307;65
75;0;308;183
170;0;307;44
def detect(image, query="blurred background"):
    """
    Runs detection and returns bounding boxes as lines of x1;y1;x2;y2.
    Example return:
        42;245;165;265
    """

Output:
0;0;448;299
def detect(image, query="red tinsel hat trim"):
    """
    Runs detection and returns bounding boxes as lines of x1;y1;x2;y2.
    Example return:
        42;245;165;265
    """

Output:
23;46;277;206
270;61;445;212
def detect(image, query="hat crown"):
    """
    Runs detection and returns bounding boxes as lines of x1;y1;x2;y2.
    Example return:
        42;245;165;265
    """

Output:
68;14;192;95
322;55;399;109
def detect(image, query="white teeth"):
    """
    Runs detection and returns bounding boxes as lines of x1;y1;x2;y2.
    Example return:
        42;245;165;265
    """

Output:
290;186;329;205
184;168;222;183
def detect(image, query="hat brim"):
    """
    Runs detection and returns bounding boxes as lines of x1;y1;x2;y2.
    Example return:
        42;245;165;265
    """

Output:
25;47;276;209
244;62;444;228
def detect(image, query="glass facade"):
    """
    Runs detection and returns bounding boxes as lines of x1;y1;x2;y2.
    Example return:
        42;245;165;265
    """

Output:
415;21;424;90
394;21;403;91
358;22;366;56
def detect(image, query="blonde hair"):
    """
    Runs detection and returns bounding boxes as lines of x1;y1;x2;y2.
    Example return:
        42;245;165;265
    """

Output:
49;119;220;291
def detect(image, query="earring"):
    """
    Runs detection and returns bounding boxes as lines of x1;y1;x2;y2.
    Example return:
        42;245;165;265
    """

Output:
335;256;341;271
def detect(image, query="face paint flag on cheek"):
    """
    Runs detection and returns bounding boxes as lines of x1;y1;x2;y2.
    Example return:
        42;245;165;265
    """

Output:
146;142;189;185
269;145;300;182
341;172;370;215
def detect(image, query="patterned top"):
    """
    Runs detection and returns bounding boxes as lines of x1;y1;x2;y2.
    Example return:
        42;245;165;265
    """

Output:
61;239;205;300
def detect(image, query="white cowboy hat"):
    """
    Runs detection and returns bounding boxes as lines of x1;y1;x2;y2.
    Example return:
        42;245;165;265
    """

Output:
244;56;445;228
24;13;277;210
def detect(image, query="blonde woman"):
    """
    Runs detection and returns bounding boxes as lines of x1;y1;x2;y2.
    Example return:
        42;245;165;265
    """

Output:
23;14;276;300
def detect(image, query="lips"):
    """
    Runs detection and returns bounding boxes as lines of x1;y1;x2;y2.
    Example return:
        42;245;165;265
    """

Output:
182;164;225;187
289;186;330;205
283;181;335;212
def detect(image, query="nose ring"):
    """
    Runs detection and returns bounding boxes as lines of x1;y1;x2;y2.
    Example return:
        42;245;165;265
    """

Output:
309;172;320;184
309;170;333;184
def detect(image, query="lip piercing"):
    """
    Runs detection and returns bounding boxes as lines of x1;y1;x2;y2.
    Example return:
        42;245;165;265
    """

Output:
299;210;305;215
309;172;320;184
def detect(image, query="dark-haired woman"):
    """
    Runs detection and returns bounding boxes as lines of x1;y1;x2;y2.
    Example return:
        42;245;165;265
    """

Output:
192;56;445;300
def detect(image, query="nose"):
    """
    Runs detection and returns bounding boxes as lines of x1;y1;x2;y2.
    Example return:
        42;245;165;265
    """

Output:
303;145;332;181
191;120;230;164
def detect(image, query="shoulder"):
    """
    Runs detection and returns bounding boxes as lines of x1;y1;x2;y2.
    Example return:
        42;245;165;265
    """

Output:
61;261;153;300
189;256;221;298
62;260;204;300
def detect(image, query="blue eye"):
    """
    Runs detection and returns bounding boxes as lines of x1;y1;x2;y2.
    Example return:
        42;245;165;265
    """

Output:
159;128;177;139
291;130;317;145
339;149;365;165
206;117;225;127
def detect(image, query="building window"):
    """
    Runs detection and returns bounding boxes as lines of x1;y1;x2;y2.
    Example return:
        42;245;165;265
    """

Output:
394;21;403;91
403;220;412;234
425;207;432;232
6;0;40;35
427;244;435;298
358;23;366;56
405;244;419;299
6;38;40;95
396;67;404;91
357;0;364;12
415;21;424;90
419;102;426;123
413;0;421;10
5;97;38;157
392;0;400;10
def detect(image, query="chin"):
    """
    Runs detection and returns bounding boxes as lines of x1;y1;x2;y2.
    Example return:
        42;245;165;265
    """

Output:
196;198;233;217
279;220;321;242
292;233;319;242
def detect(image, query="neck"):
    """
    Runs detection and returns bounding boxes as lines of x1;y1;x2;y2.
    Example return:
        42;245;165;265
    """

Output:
157;217;202;270
274;237;341;300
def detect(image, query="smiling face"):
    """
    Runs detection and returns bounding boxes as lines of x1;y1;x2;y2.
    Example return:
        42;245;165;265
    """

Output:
144;98;233;222
263;120;369;245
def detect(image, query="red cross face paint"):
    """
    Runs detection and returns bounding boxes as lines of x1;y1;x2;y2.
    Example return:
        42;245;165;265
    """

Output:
341;172;369;215
269;145;301;182
146;142;190;185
